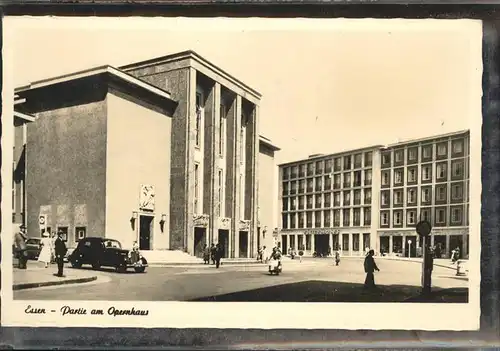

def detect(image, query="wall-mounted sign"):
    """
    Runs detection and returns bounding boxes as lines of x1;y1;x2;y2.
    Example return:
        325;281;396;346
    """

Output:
139;185;155;211
39;215;46;229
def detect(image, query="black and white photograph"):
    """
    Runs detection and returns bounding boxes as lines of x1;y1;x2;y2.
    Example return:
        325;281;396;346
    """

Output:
1;17;481;330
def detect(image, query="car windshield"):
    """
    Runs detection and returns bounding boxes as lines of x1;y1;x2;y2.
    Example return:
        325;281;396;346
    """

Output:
103;240;121;249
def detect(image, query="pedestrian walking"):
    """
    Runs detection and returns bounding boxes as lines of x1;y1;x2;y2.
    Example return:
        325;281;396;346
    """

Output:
215;243;222;269
335;250;340;266
38;229;53;268
363;249;380;289
13;224;28;269
203;244;210;264
210;243;216;265
54;230;68;277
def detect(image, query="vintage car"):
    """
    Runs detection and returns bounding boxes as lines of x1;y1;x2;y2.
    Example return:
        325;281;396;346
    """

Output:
25;238;42;260
68;237;148;273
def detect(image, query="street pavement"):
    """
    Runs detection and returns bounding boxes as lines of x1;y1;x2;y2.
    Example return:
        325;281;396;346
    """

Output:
13;257;468;302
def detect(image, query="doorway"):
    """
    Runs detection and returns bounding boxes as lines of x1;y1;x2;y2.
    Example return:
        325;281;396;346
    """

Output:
139;215;153;250
281;235;288;254
194;227;206;258
239;231;248;258
342;234;349;255
405;235;417;258
379;237;389;255
315;234;329;256
218;229;229;258
449;235;463;258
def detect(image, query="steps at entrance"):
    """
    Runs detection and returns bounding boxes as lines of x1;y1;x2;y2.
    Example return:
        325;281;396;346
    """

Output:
141;250;204;264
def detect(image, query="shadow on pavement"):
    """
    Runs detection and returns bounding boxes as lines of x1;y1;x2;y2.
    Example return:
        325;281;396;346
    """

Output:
191;280;468;303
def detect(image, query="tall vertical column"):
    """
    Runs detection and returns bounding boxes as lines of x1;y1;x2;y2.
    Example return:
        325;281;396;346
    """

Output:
445;235;450;257
329;233;333;253
402;235;406;256
249;104;259;258
311;234;315;254
232;95;242;257
185;68;197;254
389;235;393;254
349;233;353;256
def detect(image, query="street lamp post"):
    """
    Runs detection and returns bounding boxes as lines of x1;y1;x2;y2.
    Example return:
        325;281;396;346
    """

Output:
408;239;412;259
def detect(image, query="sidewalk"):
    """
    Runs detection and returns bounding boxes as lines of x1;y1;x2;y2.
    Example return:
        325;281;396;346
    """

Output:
13;262;98;290
377;256;469;272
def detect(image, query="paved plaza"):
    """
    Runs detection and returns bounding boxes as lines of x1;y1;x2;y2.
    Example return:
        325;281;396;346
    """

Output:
13;257;468;302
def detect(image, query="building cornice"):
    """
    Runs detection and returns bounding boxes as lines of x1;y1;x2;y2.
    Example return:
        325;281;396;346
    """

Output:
119;50;261;100
259;135;281;152
382;129;470;149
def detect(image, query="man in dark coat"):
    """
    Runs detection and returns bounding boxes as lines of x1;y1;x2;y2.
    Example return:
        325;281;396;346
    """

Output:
363;249;380;289
215;243;223;269
54;230;67;277
210;243;216;265
13;224;28;269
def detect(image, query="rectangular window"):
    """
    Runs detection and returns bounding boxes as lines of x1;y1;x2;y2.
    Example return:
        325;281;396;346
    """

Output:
407;211;416;225
299;180;305;193
299;164;306;177
437;186;446;201
407;188;416;204
307;195;313;209
324;210;331;227
307;179;314;193
395;150;403;163
393;211;402;226
354;190;361;205
315;211;322;227
282;199;288;211
452;160;464;177
382;152;391;165
452;183;463;200
394;169;403;185
325;159;333;173
381;191;390;206
282;182;289;196
452;140;464;154
195;93;203;147
298;213;305;228
343;156;352;170
299;196;305;210
364;188;372;204
436;208;446;224
315;177;322;192
381;212;389;226
452;207;462;223
194;163;200;213
354;154;362;168
343;191;351;206
219;104;226;156
75;226;87;242
422;145;432;159
420;208;431;222
324;175;332;190
57;226;69;242
217;169;224;216
437;143;447;156
382;171;390;186
363;207;371;226
394;190;403;205
334;174;341;189
282;167;289;180
334;192;341;206
352;233;360;251
315;161;324;174
353;208;361;226
421;188;431;203
315;194;322;209
364;152;373;167
290;166;298;179
353;171;362;187
306;212;313;228
437;163;447;179
408;148;418;161
343;173;351;188
290;197;297;211
290;181;297;195
289;214;296;229
282;214;288;229
364;170;372;185
334;210;341;226
408;168;417;183
343;209;350;226
422;165;431;181
307;163;314;175
324;193;331;207
334;158;342;172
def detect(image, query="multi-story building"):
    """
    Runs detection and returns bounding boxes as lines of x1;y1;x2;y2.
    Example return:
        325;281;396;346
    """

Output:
378;130;470;259
15;50;278;259
278;130;470;259
278;146;382;257
12;95;36;234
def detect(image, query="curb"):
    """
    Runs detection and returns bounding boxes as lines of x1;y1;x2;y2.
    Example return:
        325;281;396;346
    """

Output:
13;276;98;291
377;257;465;271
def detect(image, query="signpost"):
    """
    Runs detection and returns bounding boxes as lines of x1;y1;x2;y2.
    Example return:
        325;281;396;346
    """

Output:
416;220;432;295
407;239;412;259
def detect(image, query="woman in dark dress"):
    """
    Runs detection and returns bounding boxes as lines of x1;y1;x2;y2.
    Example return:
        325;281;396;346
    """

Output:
363;249;380;289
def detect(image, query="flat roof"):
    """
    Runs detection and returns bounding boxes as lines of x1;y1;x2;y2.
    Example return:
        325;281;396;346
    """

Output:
278;144;383;167
120;50;261;100
383;129;470;149
15;65;174;102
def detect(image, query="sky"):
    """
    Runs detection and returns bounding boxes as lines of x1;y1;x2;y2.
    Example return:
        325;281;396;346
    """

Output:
6;17;483;164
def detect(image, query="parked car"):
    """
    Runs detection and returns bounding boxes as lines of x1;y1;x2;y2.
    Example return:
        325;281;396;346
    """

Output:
68;237;148;273
63;248;74;263
25;238;42;260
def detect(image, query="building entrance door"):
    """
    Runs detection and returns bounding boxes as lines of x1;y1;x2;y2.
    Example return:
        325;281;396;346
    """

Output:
314;234;329;256
194;228;206;258
218;229;229;258
139;215;153;250
239;231;248;258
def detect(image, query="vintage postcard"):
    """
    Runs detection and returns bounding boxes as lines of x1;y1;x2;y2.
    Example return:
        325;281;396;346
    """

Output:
1;17;482;330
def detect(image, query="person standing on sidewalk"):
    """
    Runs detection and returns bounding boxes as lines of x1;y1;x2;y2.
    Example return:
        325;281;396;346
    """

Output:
54;230;67;277
38;229;53;268
13;224;28;269
363;249;380;289
335;250;341;266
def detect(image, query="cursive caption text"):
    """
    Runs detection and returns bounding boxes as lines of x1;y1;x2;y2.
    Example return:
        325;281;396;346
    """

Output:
25;305;149;317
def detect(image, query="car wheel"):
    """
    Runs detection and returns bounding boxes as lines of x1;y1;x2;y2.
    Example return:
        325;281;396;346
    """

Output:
134;266;146;273
92;261;101;270
115;265;127;273
71;260;82;268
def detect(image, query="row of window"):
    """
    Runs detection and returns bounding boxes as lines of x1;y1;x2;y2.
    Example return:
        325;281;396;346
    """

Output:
282;152;373;180
381;159;466;187
381;138;466;168
282;188;372;211
381;182;467;207
282;170;372;195
380;206;468;227
282;207;372;229
38;226;87;243
283;233;371;252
